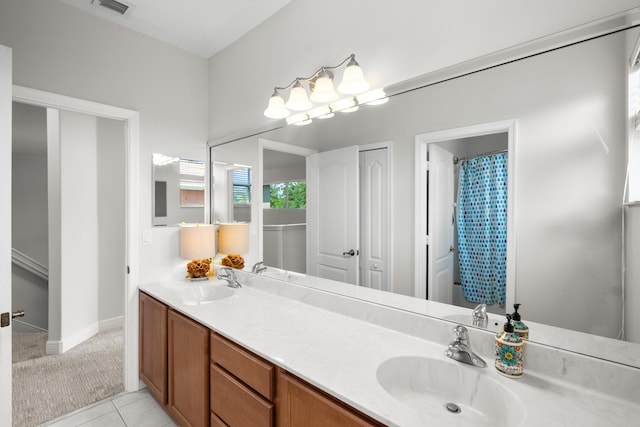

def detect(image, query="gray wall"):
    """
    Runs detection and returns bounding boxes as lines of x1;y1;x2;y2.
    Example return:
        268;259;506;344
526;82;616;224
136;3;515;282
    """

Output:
97;117;126;324
0;0;209;282
208;0;640;140
12;102;48;331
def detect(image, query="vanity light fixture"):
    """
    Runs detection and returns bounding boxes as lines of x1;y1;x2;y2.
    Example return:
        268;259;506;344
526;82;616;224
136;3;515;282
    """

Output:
264;54;375;123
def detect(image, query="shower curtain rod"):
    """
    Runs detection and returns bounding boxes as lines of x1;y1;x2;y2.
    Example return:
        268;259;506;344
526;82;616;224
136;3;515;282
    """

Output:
453;148;507;164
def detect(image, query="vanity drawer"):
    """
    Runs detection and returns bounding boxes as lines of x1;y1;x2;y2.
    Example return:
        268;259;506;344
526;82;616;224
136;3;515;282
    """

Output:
211;364;274;427
210;332;275;400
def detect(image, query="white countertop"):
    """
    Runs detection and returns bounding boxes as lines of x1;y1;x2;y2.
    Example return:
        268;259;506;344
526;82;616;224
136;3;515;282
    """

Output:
139;278;640;426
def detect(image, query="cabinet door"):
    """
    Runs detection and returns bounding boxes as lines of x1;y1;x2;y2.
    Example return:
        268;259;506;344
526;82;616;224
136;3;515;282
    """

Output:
277;371;381;427
139;291;167;405
168;309;210;427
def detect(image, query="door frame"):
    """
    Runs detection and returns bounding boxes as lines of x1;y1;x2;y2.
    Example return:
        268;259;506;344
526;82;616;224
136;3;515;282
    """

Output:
12;85;141;392
414;120;517;309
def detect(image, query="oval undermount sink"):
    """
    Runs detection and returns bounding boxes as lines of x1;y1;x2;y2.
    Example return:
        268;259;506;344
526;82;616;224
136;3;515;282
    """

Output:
443;314;503;332
179;284;234;306
376;356;525;427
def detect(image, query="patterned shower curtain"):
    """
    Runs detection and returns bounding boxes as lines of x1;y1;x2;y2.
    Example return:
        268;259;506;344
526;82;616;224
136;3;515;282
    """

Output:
456;152;508;305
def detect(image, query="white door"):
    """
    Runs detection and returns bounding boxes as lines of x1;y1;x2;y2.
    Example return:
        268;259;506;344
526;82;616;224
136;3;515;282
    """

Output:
428;144;454;304
307;146;359;284
359;148;389;291
0;44;12;424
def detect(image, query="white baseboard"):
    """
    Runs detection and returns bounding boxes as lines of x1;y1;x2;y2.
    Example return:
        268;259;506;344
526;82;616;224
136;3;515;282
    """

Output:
46;322;99;355
99;316;124;332
46;340;63;355
44;317;123;355
13;319;47;333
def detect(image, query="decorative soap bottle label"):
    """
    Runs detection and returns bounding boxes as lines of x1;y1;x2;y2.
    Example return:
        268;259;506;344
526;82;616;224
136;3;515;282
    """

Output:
495;314;524;378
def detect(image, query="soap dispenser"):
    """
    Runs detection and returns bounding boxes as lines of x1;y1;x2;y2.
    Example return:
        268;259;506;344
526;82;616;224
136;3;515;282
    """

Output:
512;303;529;341
495;314;524;378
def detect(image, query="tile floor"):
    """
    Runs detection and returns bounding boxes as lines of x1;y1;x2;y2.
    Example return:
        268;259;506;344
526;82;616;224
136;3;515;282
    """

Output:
42;388;175;427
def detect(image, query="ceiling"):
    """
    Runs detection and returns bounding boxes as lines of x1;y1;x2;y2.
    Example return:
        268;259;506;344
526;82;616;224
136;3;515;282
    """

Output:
58;0;291;58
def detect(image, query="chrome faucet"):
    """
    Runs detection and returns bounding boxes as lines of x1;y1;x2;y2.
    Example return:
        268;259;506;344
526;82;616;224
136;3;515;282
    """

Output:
445;325;487;368
217;267;242;288
472;303;488;328
251;261;267;275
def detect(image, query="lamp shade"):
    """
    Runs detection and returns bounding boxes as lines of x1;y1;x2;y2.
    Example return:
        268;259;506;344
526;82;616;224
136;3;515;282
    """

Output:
286;81;312;111
338;62;369;95
218;223;249;254
264;92;290;119
180;224;215;260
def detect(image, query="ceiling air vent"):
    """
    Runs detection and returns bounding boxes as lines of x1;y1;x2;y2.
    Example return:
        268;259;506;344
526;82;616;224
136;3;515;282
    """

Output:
95;0;130;15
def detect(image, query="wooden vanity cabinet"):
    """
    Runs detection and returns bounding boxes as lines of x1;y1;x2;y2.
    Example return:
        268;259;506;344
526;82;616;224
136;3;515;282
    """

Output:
139;291;384;427
139;291;168;405
277;370;383;427
210;332;275;426
167;309;210;427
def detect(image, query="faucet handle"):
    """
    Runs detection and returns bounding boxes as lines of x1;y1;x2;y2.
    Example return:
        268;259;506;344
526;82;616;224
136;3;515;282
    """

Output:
452;325;469;342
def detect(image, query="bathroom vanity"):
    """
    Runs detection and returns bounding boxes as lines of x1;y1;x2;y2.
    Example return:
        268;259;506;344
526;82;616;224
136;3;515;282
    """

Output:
138;272;640;426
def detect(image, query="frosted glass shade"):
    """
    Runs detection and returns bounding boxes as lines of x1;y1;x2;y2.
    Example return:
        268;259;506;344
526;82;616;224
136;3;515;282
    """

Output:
286;82;312;111
357;88;389;106
180;224;215;260
264;93;290;119
330;98;359;113
218;223;249;254
310;75;339;103
338;64;369;95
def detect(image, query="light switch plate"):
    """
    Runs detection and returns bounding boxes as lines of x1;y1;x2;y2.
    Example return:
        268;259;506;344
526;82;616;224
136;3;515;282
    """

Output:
142;230;152;245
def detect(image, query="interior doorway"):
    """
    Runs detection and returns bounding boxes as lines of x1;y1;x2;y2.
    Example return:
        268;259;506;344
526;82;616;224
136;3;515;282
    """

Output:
3;85;142;424
11;101;127;424
415;120;516;313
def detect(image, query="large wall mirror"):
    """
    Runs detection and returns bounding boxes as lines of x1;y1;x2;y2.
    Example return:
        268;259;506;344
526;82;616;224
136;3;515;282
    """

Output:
153;153;206;226
209;16;640;367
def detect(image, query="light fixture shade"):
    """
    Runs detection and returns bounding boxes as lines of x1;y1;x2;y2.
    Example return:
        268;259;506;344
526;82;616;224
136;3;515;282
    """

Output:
308;106;334;119
310;74;339;103
264;93;290;119
286;81;312;111
218;223;249;254
357;88;389;106
286;112;311;125
180;224;215;260
330;98;359;113
338;63;369;95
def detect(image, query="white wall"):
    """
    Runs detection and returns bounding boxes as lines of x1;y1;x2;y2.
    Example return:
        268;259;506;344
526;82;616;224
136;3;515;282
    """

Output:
12;102;48;331
58;110;99;349
97;117;125;326
0;0;209;282
208;0;640;140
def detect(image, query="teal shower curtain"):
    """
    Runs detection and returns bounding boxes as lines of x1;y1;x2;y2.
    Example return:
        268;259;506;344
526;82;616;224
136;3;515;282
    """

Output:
456;152;508;305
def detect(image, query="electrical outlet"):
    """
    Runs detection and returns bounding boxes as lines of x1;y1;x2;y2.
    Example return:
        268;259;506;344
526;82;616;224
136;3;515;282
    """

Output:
1;312;9;328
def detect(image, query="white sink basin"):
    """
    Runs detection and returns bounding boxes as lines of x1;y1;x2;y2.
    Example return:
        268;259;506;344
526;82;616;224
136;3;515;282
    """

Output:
443;314;503;332
376;356;525;427
179;283;234;305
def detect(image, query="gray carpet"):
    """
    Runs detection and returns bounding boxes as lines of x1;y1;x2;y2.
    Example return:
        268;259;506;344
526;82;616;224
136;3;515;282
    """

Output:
12;328;124;427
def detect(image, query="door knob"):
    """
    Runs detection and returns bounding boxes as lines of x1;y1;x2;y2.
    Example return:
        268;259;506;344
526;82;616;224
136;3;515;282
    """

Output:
12;310;25;319
342;249;356;256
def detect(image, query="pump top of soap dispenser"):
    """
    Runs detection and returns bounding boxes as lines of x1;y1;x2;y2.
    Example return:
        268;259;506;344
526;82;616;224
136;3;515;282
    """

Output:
497;314;521;344
511;303;529;340
503;314;514;333
512;304;522;321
